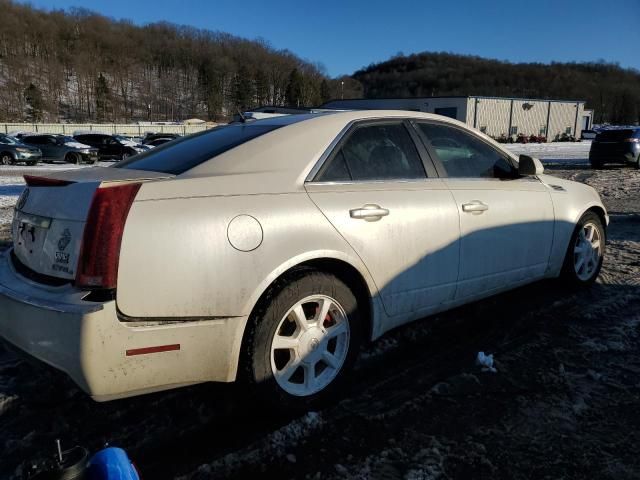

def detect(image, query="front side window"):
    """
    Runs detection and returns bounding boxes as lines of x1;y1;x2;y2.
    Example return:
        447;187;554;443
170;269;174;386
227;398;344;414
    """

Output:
316;123;426;182
417;122;517;179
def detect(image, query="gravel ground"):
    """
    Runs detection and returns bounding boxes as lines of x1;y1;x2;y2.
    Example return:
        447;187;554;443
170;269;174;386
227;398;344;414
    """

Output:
1;146;640;479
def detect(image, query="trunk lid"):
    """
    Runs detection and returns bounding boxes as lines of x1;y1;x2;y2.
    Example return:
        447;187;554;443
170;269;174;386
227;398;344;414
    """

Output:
12;167;172;282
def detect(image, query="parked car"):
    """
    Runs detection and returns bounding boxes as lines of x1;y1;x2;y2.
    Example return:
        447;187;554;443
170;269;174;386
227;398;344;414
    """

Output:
589;128;640;169
21;135;99;164
142;133;180;145
0;111;608;408
145;137;175;148
72;133;147;160
0;133;42;165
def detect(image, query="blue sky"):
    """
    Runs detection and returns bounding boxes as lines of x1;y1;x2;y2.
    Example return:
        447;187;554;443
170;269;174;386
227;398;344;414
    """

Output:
20;0;640;77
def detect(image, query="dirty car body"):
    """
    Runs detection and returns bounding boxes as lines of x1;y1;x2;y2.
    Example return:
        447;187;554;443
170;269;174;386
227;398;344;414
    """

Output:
0;111;608;403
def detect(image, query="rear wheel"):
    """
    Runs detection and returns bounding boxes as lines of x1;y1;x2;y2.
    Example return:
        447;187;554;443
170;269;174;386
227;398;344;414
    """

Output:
561;212;605;286
121;151;130;161
1;153;14;165
243;269;361;410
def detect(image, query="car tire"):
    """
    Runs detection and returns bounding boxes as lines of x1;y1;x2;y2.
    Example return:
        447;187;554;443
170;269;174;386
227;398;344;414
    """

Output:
560;211;605;286
121;152;130;161
1;152;14;165
242;268;362;411
66;153;81;165
635;154;640;170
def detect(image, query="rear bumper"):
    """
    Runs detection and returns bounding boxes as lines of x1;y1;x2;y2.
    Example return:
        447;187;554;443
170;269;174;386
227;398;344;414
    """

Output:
0;250;247;401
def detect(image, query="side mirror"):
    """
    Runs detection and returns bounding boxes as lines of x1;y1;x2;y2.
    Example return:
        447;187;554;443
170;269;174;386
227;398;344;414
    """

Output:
518;154;544;176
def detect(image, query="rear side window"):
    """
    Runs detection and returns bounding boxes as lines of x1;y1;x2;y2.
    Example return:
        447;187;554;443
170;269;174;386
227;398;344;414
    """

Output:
316;123;426;182
417;122;516;179
116;124;282;174
23;136;44;145
595;129;634;141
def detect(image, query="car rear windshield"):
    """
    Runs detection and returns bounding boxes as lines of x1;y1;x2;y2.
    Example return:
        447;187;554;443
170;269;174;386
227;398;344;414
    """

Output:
595;129;636;142
115;123;282;174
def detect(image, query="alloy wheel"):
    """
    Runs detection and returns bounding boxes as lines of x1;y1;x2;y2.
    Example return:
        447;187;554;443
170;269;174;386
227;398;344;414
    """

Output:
270;295;350;397
573;222;602;281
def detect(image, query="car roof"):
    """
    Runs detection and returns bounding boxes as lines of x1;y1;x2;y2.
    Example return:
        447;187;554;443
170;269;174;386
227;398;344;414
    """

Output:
133;110;481;199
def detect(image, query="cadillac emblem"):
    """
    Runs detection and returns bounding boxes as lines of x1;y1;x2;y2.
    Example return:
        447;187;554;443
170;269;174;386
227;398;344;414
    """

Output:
58;228;71;251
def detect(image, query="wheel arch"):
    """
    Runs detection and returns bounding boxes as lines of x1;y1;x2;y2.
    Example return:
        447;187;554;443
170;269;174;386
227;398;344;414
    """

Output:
0;150;15;160
584;205;608;233
241;254;377;348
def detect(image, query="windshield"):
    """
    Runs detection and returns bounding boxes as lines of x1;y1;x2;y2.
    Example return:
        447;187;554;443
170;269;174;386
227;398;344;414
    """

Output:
115;123;282;174
63;136;78;143
0;134;18;145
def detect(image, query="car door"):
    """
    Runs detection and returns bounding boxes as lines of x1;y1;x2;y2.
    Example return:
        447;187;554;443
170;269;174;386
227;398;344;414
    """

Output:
43;136;61;159
105;137;123;158
305;120;460;324
413;121;554;302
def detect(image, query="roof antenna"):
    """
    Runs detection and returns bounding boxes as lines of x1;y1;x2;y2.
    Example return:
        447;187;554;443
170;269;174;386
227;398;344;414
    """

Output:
236;107;246;123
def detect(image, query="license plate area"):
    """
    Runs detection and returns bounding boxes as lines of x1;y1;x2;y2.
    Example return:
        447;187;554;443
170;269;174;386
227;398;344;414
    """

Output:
13;211;51;251
11;211;81;280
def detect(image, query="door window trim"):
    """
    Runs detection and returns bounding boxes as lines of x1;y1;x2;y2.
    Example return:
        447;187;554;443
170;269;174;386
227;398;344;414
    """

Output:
306;118;439;184
408;119;520;180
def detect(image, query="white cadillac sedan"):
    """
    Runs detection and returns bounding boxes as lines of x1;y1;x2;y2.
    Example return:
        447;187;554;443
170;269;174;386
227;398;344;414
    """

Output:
0;111;607;408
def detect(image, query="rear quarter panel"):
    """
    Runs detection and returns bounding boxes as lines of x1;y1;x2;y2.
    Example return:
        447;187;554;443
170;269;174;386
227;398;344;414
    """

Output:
116;181;376;321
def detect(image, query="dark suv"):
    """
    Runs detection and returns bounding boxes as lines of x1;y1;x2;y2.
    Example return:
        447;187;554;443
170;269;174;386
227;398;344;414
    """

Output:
0;134;42;165
73;133;147;161
21;134;98;164
589;128;640;169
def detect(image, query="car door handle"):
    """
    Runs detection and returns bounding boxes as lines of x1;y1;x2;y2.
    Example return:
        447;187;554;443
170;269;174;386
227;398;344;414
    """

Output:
349;204;390;221
462;201;489;214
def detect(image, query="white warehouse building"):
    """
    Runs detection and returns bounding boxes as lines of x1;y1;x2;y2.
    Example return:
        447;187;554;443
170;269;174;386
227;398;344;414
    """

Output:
321;96;594;142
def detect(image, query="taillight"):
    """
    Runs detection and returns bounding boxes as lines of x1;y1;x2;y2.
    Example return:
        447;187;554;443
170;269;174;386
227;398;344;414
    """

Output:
24;175;75;187
623;138;639;143
76;183;141;289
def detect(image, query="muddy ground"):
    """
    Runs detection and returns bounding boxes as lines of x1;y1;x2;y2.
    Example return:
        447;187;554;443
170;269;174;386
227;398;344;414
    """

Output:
1;163;639;479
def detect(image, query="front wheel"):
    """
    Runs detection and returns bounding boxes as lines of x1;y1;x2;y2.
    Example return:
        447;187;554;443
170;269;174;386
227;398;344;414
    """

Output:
243;269;361;410
1;153;14;165
561;212;605;286
66;153;81;165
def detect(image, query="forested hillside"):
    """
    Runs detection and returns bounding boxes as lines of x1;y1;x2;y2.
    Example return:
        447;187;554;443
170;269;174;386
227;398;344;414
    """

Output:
353;52;640;124
2;2;638;125
0;0;337;122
